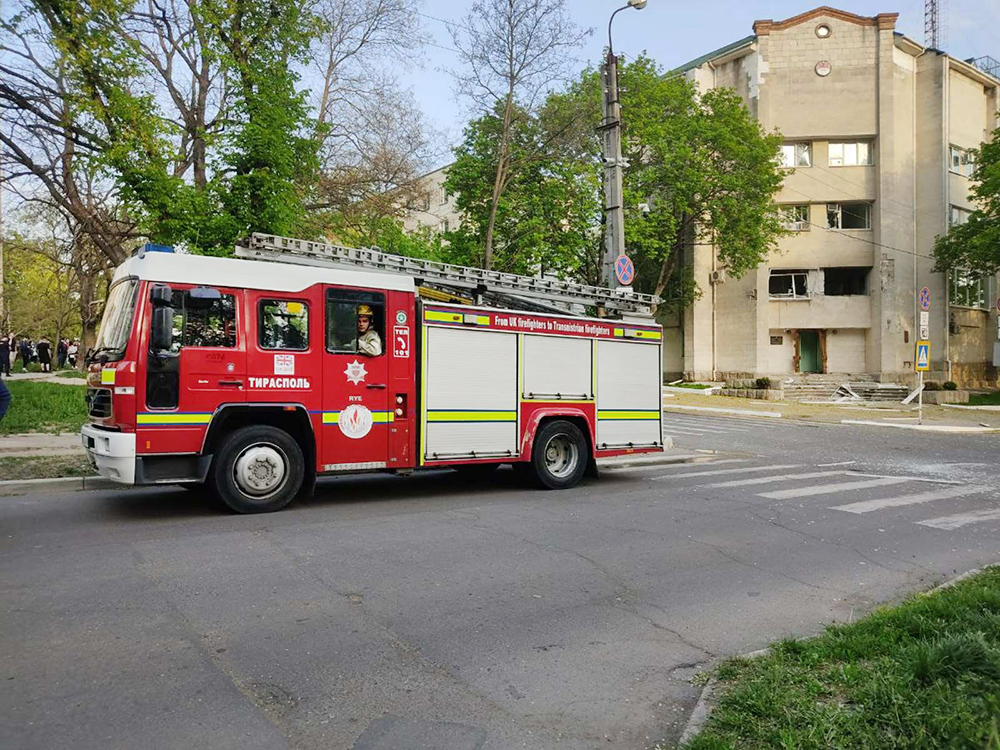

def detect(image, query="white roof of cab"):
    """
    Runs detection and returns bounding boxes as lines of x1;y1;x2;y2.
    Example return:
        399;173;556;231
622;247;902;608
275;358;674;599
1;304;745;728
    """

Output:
112;250;416;293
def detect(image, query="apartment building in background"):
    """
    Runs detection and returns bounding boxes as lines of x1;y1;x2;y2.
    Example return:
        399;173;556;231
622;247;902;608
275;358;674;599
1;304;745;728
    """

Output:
671;6;999;386
400;164;461;239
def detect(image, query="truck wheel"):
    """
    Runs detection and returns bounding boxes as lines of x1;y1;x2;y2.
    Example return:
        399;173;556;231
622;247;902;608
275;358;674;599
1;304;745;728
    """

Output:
530;420;587;490
211;425;304;514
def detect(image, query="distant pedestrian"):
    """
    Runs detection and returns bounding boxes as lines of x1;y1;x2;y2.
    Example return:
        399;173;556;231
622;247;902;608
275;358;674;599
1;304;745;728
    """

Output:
0;336;10;377
18;339;32;368
57;338;68;369
67;340;79;368
37;337;52;372
0;377;10;422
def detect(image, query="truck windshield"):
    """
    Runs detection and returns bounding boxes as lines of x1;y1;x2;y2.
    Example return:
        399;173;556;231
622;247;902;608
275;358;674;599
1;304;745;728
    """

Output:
92;278;139;359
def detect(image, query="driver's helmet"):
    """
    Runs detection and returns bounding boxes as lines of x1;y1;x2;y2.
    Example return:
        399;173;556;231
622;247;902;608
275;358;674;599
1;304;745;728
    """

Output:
357;304;374;318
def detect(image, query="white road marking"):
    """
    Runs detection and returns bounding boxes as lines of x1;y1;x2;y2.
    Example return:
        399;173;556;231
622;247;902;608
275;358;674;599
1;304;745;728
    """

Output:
653;464;801;481
917;508;1000;530
818;461;856;467
758;476;910;500
704;470;852;488
830;485;989;514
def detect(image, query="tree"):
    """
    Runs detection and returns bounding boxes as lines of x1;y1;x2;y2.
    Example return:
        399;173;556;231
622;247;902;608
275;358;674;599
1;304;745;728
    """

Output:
444;104;599;277
933;128;1000;276
547;56;787;308
448;0;591;269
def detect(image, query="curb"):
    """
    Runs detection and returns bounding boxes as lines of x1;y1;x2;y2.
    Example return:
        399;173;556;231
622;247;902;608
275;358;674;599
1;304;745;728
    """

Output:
663;405;782;419
840;419;997;433
675;564;999;746
0;475;120;496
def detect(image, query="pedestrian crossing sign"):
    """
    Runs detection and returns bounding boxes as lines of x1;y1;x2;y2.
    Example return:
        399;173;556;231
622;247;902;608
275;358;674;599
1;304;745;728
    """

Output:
915;340;930;371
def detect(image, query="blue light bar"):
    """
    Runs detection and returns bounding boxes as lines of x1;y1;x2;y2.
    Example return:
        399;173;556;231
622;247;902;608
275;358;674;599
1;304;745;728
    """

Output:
144;243;174;253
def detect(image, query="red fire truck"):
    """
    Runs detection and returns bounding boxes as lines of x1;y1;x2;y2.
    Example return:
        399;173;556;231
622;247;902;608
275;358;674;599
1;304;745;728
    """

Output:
82;234;664;513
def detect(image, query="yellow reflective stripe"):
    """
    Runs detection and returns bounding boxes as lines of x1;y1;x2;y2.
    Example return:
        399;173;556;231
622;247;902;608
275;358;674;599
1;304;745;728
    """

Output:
137;413;212;425
427;410;516;422
597;410;660;420
424;310;463;324
321;411;394;424
613;328;624;337
101;369;116;385
627;329;662;340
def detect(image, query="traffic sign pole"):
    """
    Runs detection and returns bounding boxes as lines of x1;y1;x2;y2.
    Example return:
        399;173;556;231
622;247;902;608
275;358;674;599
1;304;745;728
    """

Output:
918;370;923;425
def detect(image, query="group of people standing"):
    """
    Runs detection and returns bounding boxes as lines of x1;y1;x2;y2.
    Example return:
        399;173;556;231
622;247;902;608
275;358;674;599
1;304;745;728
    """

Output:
0;336;80;377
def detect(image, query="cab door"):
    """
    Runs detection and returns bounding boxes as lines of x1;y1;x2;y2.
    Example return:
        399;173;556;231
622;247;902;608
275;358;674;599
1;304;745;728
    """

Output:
320;287;390;471
140;285;245;455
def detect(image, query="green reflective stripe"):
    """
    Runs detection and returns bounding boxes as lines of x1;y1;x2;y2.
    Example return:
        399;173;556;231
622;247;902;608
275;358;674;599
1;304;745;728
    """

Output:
597;410;660;421
427;410;516;423
321;411;394;424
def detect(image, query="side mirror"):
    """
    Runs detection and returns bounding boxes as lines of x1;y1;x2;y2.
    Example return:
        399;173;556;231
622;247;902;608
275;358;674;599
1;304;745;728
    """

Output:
151;307;174;351
150;283;172;306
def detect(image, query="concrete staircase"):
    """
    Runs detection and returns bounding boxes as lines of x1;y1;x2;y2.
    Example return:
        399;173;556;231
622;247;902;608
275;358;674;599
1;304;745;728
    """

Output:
778;374;909;403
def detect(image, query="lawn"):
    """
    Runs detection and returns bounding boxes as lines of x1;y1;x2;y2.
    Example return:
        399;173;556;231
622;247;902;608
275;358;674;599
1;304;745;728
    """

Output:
676;567;1000;749
969;391;1000;406
1;380;89;435
1;455;94;482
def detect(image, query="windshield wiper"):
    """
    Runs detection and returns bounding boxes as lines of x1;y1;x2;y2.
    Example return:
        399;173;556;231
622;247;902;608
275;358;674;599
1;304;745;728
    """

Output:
85;346;122;366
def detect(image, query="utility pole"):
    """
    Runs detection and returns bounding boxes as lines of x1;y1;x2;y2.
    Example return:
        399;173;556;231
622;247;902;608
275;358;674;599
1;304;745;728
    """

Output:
600;51;626;289
600;0;646;289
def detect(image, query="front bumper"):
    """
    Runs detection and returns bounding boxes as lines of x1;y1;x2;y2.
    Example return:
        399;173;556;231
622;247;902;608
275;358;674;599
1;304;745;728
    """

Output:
81;425;136;484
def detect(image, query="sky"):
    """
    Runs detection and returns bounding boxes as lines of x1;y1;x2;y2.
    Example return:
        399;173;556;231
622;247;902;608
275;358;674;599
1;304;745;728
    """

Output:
400;0;1000;165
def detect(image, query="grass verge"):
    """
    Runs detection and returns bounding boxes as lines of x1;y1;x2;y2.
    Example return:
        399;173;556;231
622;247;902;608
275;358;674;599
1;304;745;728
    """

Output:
676;567;1000;749
1;455;94;482
969;391;1000;407
1;380;88;435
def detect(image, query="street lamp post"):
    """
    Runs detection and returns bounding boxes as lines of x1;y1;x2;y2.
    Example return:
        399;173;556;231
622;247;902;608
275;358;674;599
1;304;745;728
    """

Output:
601;0;646;289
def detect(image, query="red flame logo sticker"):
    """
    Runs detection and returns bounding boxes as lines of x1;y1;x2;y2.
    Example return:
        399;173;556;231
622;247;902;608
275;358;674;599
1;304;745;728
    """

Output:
338;404;373;440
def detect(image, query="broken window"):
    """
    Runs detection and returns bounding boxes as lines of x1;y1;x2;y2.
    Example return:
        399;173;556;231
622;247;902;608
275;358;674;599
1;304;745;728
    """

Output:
780;204;809;231
827;202;871;230
779;142;812;168
769;270;809;299
824;267;869;296
828;141;873;166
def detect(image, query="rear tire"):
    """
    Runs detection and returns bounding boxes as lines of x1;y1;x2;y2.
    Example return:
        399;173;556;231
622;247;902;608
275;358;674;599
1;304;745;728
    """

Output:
529;420;587;490
210;425;304;514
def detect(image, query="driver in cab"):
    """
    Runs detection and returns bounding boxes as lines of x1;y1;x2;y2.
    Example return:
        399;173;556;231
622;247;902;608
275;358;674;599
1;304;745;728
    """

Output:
357;304;382;356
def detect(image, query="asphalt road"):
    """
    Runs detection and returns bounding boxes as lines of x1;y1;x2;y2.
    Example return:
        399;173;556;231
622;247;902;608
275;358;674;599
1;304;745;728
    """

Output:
2;416;999;750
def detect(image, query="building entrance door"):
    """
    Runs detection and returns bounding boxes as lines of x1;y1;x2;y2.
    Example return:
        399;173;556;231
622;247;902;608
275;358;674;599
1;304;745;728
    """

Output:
798;330;822;373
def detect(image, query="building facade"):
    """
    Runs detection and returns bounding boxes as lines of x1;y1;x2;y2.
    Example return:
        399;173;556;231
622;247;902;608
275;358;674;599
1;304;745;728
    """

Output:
671;6;999;387
400;164;461;239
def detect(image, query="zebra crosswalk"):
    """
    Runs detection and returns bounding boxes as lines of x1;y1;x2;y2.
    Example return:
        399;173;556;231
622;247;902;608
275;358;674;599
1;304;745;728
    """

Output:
660;412;802;442
634;459;1000;533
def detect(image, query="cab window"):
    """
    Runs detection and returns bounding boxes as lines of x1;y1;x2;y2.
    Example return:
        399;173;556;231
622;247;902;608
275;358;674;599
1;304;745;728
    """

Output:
326;289;384;357
169;290;236;351
259;300;309;350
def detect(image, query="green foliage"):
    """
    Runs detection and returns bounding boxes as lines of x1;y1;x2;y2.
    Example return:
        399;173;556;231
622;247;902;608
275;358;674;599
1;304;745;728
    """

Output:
755;377;772;390
924;381;942;391
38;0;322;255
943;381;958;391
968;391;1000;406
534;55;786;307
0;382;88;435
934;128;1000;276
683;567;1000;749
444;104;600;278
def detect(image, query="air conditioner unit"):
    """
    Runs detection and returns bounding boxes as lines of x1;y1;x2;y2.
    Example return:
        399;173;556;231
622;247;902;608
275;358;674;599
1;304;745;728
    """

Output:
710;269;726;285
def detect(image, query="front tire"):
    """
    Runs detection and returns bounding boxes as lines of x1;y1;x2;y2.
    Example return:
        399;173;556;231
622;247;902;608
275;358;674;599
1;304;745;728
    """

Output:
211;425;304;513
529;420;587;490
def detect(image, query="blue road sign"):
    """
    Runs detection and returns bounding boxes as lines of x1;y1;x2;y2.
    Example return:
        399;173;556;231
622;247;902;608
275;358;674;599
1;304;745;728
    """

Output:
915;340;930;371
614;255;635;286
919;286;931;311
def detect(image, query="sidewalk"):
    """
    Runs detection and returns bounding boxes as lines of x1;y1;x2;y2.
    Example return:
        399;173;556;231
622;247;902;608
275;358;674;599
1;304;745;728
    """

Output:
4;371;88;386
0;432;84;456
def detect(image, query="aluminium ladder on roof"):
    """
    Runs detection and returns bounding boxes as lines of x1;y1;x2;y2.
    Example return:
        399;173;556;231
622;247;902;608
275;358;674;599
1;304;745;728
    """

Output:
235;233;659;315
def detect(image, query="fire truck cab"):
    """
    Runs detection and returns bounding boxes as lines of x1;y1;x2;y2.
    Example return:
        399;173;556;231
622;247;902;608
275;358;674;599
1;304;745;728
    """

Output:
82;238;664;513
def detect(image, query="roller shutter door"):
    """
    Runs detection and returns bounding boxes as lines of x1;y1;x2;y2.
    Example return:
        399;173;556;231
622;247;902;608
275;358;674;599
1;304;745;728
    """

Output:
596;340;661;448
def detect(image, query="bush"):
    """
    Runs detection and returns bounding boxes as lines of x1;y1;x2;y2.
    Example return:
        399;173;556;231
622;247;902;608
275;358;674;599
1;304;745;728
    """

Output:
755;377;771;390
923;381;941;391
943;381;958;391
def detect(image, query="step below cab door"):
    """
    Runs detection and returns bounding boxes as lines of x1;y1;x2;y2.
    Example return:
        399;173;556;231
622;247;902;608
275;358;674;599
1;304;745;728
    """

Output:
320;286;390;471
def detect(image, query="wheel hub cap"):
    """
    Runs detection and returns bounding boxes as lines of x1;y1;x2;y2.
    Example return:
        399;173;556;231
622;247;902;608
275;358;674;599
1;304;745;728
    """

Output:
234;445;286;496
544;435;578;479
